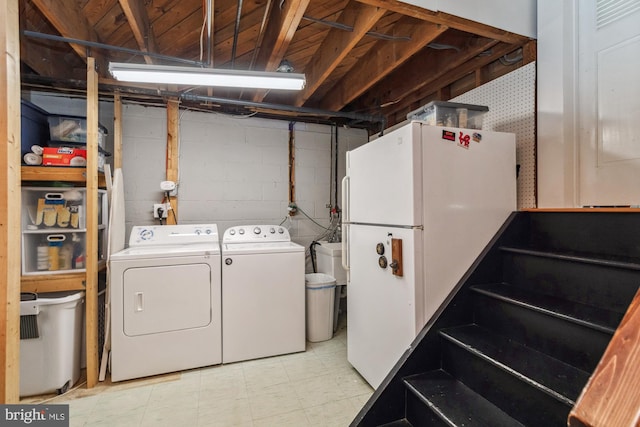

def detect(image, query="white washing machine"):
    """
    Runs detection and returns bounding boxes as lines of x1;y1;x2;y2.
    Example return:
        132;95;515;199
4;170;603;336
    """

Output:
109;224;221;382
222;225;305;363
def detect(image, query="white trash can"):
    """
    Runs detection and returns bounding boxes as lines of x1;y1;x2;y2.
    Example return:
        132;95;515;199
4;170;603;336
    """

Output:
305;273;336;342
20;291;84;397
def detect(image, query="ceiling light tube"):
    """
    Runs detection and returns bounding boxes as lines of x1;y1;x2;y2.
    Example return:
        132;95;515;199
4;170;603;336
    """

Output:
108;62;306;90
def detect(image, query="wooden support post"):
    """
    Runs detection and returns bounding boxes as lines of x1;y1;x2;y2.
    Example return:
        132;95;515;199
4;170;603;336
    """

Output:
85;57;99;388
166;98;179;225
113;91;123;170
0;0;21;403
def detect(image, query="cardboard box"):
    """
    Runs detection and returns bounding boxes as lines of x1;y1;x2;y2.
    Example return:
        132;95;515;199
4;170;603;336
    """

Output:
42;146;106;170
42;147;87;167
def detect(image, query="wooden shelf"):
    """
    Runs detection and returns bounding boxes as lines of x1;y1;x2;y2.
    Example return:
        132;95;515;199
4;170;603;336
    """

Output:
21;272;86;293
21;166;106;187
20;261;106;293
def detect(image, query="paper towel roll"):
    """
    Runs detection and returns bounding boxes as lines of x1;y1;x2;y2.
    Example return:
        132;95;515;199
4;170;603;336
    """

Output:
70;156;87;166
23;153;42;165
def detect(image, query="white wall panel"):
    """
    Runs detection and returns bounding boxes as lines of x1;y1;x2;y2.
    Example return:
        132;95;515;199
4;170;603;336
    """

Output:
400;0;537;38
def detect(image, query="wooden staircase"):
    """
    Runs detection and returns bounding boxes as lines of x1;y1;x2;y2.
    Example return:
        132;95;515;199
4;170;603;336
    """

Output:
351;211;640;426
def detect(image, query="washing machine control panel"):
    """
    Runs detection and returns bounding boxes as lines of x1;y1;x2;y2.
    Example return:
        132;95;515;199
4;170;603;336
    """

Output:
129;224;219;246
223;225;291;243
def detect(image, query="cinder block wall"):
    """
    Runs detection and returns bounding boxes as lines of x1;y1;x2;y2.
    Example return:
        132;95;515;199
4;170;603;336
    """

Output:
121;104;368;252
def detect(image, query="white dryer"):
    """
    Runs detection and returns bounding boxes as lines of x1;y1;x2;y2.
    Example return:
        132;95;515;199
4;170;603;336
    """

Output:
222;225;305;363
109;224;221;382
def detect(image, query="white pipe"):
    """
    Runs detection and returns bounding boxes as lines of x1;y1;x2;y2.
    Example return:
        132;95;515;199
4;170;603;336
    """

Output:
341;175;350;271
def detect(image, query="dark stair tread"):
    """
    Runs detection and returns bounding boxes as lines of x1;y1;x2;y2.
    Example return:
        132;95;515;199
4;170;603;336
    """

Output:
404;370;525;427
378;420;413;427
471;283;622;334
499;246;640;271
440;324;590;405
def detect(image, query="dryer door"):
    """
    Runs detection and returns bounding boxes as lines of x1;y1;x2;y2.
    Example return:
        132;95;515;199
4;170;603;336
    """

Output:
123;263;211;336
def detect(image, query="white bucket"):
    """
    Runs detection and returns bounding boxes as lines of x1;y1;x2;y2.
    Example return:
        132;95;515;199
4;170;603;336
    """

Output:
20;291;84;396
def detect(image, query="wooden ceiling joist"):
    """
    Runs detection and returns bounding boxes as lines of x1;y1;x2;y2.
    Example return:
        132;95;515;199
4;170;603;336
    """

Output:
118;0;156;64
18;0;536;130
293;1;386;107
319;17;448;111
255;0;311;72
354;0;530;45
384;42;527;119
251;0;310;102
357;34;500;114
29;0;108;72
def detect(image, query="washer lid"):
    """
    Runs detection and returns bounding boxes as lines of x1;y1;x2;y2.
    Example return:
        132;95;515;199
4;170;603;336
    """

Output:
111;242;220;261
222;241;304;255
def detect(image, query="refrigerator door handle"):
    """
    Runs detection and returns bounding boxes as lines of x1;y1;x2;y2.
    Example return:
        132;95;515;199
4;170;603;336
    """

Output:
341;175;350;271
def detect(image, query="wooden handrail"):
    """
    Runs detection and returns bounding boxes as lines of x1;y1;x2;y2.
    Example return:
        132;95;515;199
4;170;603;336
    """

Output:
568;287;640;426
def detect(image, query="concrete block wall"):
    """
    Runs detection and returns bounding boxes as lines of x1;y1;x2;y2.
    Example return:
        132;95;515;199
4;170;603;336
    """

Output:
121;104;368;252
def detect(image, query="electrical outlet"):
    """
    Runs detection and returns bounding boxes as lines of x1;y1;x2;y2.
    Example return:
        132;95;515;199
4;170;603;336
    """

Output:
153;203;169;219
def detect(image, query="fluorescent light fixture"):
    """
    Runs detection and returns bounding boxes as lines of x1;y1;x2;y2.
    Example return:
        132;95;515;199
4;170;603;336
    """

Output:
108;62;306;90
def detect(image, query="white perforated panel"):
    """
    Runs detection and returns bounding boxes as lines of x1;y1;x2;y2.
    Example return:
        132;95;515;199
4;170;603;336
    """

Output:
451;63;537;209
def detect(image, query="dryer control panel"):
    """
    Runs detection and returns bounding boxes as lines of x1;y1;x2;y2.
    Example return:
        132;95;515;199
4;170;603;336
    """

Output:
129;224;219;246
223;225;291;244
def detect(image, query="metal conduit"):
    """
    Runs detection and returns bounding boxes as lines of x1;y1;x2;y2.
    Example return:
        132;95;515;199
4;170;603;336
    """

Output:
19;29;386;128
302;16;411;41
179;92;384;125
231;0;244;68
20;72;384;128
206;0;214;66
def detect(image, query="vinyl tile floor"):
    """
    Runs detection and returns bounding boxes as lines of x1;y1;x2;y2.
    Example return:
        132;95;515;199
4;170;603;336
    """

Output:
32;318;374;427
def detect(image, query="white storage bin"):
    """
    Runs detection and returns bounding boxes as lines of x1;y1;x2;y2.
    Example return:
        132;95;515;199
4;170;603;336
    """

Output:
20;291;85;397
21;187;108;275
406;101;489;129
305;273;336;342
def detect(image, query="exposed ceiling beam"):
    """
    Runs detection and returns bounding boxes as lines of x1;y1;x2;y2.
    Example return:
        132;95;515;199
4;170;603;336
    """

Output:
357;34;500;114
118;0;156;64
355;0;530;44
293;1;386;107
384;42;525;119
29;0;108;74
255;0;310;71
319;17;448;111
19;40;83;80
251;0;310;102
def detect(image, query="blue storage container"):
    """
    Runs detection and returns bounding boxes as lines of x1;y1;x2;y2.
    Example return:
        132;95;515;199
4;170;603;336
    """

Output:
20;100;50;160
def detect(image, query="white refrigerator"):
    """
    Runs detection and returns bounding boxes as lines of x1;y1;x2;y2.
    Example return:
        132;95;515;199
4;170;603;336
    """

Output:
342;121;516;388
